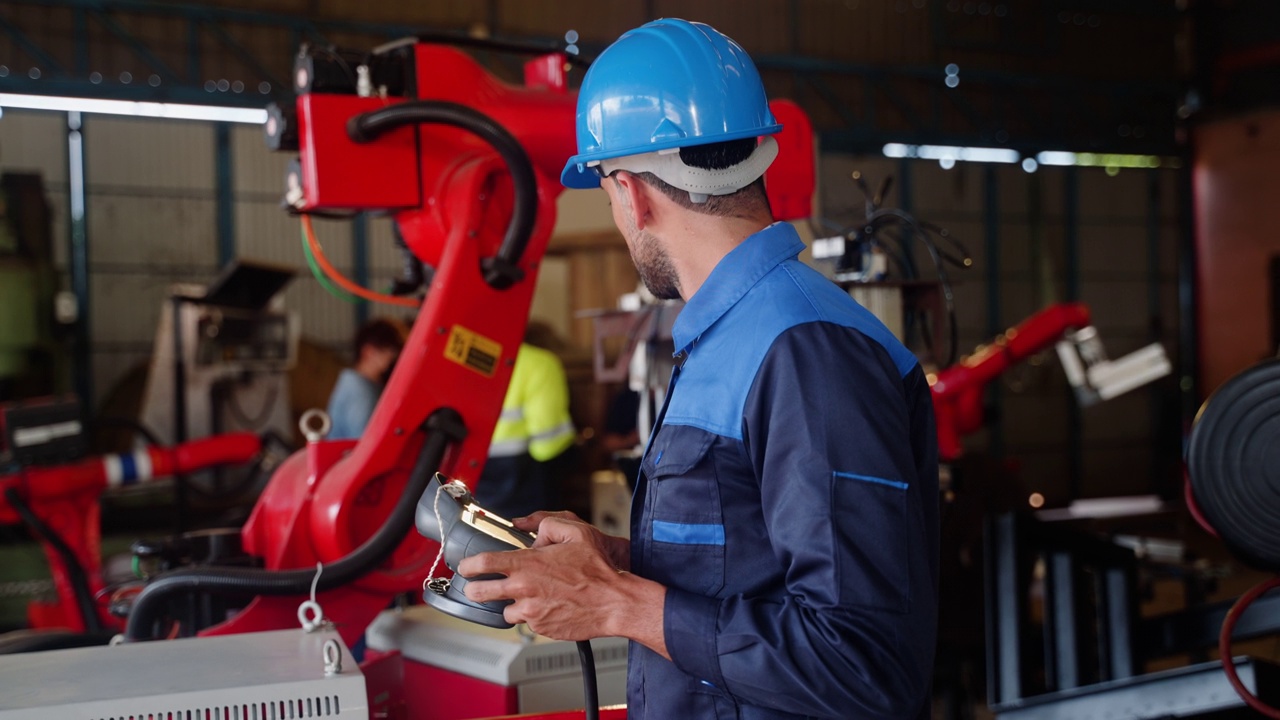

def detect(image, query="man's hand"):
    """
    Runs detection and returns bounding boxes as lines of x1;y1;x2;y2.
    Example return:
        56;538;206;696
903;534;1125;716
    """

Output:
511;511;631;571
459;516;668;658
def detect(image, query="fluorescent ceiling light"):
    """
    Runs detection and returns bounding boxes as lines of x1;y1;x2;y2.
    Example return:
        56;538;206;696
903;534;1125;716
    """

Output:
882;143;911;159
957;146;1019;163
0;93;267;124
881;143;1019;164
1036;151;1077;166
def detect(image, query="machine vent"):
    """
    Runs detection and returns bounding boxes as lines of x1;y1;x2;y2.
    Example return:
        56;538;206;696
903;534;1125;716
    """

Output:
524;643;628;676
526;650;579;675
93;694;343;720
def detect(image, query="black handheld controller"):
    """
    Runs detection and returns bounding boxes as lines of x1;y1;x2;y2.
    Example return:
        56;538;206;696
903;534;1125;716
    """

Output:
414;472;535;628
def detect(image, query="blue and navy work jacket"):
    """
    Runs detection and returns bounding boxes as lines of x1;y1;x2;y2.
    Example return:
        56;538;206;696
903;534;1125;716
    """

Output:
628;223;940;720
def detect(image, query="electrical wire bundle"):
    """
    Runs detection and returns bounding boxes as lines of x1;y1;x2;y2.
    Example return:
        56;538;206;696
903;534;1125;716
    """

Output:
814;172;972;366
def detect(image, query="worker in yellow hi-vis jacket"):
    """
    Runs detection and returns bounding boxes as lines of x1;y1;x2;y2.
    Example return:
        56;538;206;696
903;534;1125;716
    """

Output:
475;342;577;519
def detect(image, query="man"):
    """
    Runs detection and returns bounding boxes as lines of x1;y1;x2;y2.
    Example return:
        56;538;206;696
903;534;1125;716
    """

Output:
325;317;405;439
460;18;939;719
476;339;577;519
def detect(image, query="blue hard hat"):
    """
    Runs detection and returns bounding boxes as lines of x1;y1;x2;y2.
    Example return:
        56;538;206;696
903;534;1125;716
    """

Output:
561;18;782;189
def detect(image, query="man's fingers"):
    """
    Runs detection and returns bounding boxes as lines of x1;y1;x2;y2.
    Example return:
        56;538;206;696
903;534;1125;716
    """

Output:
503;601;526;626
533;516;595;547
462;576;510;604
457;550;515;578
512;510;580;532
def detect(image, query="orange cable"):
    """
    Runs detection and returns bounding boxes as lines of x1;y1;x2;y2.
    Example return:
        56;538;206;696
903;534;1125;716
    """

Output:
301;214;420;309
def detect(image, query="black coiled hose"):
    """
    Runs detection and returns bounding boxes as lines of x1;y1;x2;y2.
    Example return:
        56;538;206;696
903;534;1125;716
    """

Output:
4;487;105;634
124;409;463;641
347;100;538;290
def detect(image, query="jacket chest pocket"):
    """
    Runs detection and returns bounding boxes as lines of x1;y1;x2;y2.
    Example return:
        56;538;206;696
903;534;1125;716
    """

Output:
642;429;726;597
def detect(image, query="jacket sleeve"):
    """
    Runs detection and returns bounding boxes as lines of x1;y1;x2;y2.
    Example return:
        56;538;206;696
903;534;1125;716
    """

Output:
663;323;940;719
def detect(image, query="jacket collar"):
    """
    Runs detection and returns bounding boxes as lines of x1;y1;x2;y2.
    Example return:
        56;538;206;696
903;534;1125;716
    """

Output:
672;222;804;353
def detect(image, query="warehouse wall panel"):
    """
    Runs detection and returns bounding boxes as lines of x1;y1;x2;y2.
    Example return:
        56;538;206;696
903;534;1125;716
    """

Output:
284;281;357;350
0;111;68;184
85;118;216;191
232;124;290;196
86;195;217;267
235;200;300;268
0;110;71;268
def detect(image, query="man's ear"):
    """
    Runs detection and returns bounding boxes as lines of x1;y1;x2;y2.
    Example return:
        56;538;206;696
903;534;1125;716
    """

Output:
613;172;654;230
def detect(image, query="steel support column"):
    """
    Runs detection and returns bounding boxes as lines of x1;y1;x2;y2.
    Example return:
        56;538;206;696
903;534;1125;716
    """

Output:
1177;163;1198;432
897;156;917;277
214;122;234;266
984;164;1003;457
1146;169;1173;497
66;111;91;414
1064;166;1082;499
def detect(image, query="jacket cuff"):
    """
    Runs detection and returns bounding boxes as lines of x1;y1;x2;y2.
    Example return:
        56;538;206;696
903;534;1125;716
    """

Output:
663;587;725;690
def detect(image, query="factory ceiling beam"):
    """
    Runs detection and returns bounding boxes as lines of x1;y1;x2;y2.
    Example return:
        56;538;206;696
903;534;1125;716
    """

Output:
0;0;1183;157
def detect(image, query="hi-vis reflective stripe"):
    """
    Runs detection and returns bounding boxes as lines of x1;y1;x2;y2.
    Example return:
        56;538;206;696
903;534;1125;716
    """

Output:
499;408;524;421
489;438;530;457
103;450;154;488
530;421;574;444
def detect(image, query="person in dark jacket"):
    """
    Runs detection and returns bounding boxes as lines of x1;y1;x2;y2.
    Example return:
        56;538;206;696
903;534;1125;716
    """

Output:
460;18;939;719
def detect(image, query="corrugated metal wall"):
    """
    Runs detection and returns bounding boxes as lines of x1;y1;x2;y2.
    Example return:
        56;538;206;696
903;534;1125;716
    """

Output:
0;107;606;411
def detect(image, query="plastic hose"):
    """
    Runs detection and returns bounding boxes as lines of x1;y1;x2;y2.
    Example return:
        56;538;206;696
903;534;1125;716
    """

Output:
346;100;537;290
4;487;104;634
123;409;463;641
300;222;359;303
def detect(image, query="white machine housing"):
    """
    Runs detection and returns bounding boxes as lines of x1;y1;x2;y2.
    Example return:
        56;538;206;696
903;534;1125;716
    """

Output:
0;629;367;720
140;272;299;447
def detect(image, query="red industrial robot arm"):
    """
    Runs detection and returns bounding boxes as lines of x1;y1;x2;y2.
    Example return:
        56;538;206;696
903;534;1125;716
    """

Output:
0;432;262;632
121;39;817;646
929;302;1092;462
121;44;577;645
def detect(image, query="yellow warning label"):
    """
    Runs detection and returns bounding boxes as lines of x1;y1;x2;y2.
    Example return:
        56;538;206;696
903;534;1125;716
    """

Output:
444;325;502;377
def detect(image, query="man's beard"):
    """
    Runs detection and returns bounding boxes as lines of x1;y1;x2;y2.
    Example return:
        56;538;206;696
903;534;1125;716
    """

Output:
623;207;681;300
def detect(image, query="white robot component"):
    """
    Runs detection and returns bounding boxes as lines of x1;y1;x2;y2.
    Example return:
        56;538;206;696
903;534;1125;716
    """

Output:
1055;325;1173;406
0;629;366;720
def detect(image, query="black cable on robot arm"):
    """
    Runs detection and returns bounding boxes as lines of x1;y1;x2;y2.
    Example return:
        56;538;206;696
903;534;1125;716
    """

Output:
865;226;920;281
4;487;105;634
918;219;973;266
872;210;970;269
123;408;463;641
347;101;537;291
865;236;909;278
867;208;960;366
